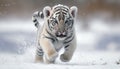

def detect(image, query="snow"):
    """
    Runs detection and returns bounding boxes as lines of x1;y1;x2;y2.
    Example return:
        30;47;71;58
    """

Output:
0;64;119;69
0;50;120;69
0;20;120;69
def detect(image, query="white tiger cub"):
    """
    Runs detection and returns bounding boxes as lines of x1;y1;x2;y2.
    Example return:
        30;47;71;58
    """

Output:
32;4;77;63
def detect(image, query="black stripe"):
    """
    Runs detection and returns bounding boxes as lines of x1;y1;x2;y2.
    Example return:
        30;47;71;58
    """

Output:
38;48;43;52
54;9;68;14
54;8;61;12
54;7;62;11
55;12;61;15
37;11;40;16
33;19;37;22
40;13;44;18
37;52;43;56
61;9;68;13
68;20;73;29
44;36;55;43
62;12;67;15
54;6;68;11
37;49;44;56
65;33;73;40
64;45;69;49
64;36;74;44
62;7;69;10
47;20;53;31
37;48;43;53
33;14;39;28
34;21;39;28
46;29;54;37
37;50;43;54
46;29;58;42
54;11;67;15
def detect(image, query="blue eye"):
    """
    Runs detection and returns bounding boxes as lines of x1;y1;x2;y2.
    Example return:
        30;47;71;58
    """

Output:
51;20;58;26
52;22;56;26
65;20;73;26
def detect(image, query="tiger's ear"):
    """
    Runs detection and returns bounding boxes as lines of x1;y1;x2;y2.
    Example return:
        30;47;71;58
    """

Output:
43;6;51;18
70;6;78;18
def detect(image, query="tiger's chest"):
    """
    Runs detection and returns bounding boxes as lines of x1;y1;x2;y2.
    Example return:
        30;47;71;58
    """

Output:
53;40;65;51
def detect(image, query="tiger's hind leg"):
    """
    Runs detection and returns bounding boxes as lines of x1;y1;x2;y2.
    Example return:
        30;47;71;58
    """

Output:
35;47;44;63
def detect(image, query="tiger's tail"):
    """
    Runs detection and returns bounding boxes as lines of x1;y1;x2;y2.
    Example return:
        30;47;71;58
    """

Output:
32;11;44;28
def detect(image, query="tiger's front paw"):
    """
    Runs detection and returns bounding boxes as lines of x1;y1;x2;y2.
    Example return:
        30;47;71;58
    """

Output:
34;53;44;63
49;52;58;61
60;54;71;62
45;51;58;63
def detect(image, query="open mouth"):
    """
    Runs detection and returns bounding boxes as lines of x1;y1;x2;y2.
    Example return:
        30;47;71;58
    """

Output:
56;33;67;40
55;31;67;40
56;34;67;38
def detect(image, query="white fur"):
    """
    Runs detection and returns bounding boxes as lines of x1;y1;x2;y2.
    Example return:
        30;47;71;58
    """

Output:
34;5;77;63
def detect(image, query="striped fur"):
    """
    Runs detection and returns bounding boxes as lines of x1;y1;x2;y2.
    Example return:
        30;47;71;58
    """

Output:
32;4;77;63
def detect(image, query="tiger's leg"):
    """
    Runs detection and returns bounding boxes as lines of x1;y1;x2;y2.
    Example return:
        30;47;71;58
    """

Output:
60;39;76;62
44;55;56;64
40;37;58;63
35;47;44;63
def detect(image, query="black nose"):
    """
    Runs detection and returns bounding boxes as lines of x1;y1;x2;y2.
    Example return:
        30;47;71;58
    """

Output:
56;31;67;37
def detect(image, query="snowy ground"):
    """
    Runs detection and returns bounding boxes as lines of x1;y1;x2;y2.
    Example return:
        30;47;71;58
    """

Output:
0;20;120;69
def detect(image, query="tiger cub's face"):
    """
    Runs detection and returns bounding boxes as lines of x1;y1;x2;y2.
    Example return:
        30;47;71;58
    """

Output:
43;5;77;40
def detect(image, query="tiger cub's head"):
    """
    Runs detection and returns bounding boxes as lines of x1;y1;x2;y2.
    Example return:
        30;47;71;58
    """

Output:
43;4;77;40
